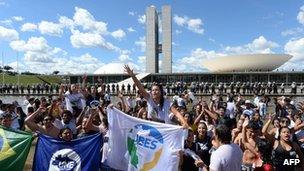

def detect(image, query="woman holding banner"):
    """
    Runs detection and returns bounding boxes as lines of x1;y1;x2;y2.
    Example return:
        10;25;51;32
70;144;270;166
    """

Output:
124;65;189;128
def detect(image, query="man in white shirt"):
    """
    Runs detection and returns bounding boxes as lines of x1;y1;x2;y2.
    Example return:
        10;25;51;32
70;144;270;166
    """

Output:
26;97;35;114
242;100;255;118
195;124;243;171
54;110;77;135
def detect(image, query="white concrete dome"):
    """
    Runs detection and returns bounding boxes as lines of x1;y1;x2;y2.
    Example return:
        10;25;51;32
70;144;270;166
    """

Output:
94;63;125;74
203;54;292;72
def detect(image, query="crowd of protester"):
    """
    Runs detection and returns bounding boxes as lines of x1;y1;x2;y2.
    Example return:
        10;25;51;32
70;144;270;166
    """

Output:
1;65;304;170
0;81;303;96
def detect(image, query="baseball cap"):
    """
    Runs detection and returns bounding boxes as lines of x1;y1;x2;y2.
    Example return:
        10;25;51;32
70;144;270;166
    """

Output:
245;100;251;104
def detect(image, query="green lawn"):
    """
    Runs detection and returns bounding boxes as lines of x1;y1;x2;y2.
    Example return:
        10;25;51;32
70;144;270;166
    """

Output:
0;73;61;85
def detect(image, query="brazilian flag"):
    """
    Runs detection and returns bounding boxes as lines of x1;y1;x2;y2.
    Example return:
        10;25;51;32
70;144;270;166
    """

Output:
0;126;33;171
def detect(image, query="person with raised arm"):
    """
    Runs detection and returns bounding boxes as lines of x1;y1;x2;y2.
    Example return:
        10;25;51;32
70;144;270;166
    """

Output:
124;65;189;128
25;107;60;138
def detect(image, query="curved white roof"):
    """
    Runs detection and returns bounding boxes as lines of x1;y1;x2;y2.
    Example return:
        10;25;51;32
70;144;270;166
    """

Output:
203;54;292;72
94;63;125;74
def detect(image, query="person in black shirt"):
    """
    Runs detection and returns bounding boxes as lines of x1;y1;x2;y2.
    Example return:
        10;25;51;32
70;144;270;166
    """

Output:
181;130;198;171
195;122;212;166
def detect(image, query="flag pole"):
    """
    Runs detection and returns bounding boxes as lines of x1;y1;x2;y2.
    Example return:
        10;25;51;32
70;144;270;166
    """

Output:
17;52;19;86
2;52;4;86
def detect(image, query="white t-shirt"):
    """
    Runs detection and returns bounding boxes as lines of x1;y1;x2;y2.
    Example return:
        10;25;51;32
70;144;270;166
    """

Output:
177;97;186;107
23;99;29;106
209;144;243;171
242;109;254;117
258;102;267;116
26;103;33;114
253;97;260;107
64;91;85;112
226;102;236;118
172;95;179;102
147;93;172;124
53;118;77;135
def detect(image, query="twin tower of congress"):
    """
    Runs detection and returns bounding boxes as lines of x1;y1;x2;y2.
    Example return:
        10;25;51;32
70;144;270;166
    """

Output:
146;5;172;74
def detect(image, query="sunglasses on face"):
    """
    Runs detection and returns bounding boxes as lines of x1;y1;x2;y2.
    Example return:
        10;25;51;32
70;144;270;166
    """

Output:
44;118;52;121
280;120;289;124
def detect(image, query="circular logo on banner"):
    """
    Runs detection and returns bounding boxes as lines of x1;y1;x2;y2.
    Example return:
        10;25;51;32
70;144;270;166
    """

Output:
49;149;81;171
127;124;164;170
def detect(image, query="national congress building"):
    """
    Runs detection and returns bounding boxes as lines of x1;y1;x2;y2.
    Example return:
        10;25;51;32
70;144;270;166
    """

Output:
65;6;304;85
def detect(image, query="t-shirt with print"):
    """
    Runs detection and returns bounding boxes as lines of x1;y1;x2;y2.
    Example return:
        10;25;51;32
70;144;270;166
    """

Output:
64;91;84;108
196;135;212;166
147;93;173;124
64;91;85;113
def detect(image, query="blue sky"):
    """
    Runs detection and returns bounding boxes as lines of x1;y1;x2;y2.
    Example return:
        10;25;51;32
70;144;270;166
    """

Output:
0;0;303;74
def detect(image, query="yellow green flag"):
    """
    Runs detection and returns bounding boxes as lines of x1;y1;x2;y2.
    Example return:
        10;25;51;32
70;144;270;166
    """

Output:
0;126;33;171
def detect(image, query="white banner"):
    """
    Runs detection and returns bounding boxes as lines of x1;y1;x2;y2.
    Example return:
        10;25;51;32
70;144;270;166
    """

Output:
107;108;187;171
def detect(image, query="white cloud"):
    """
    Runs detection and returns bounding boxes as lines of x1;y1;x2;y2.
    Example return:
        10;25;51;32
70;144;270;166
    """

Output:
58;54;104;74
173;15;187;26
73;7;108;34
118;50;131;62
0;26;19;41
173;48;225;72
172;42;178;46
59;16;74;29
127;27;136;32
135;36;145;52
9;37;66;63
138;15;146;24
224;36;279;54
187;18;204;34
21;23;37;32
38;21;63;36
137;56;146;72
281;27;304;36
18;53;104;74
111;29;126;40
70;31;119;51
57;7;122;53
284;37;304;62
0;19;12;26
297;5;304;25
10;37;49;52
173;15;204;34
128;11;136;16
12;16;23;21
175;30;182;35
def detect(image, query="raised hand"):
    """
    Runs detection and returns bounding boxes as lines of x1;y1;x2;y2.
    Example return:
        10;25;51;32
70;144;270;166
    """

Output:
60;84;65;91
117;90;123;98
124;65;135;77
242;117;249;128
97;78;103;82
38;107;47;113
82;74;87;81
268;113;276;120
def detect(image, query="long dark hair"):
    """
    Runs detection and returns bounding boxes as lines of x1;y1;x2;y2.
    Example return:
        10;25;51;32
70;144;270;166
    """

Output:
256;139;273;164
152;83;165;110
277;126;290;141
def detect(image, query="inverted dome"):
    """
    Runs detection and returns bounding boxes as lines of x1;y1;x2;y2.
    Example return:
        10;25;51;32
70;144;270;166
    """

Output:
203;54;292;72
